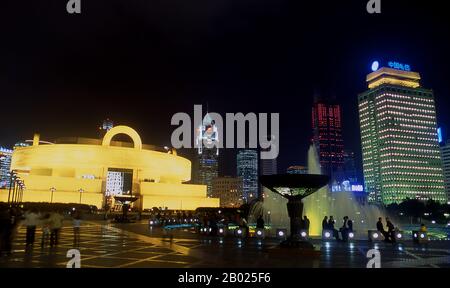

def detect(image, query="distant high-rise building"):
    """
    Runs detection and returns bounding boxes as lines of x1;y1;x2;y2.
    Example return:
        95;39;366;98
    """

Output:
0;147;13;189
286;166;308;174
260;147;277;176
311;97;344;183
99;119;114;137
196;113;219;197
237;149;258;203
440;140;450;203
212;176;243;207
343;149;358;183
358;62;446;204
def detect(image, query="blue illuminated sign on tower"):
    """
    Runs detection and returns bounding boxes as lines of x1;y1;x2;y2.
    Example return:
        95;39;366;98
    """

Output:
388;61;411;71
438;127;443;144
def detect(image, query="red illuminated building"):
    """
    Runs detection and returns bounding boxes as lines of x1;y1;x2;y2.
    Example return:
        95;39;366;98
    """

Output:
311;97;344;183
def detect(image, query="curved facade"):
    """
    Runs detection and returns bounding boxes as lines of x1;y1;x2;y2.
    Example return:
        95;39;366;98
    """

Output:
3;126;219;210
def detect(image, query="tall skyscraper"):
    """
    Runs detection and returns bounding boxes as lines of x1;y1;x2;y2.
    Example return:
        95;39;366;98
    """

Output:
343;149;358;183
237;149;258;203
358;61;446;204
212;176;244;207
196;113;219;197
311;97;344;183
99;119;114;137
440;140;450;203
0;147;13;189
260;148;277;176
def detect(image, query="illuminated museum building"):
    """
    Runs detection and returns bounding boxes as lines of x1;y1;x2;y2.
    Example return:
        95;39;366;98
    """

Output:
0;126;219;210
358;62;446;204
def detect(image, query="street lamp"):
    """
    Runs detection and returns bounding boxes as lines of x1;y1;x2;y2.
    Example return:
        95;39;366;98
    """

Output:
16;180;24;204
79;188;84;204
7;170;17;204
50;187;56;203
12;177;21;205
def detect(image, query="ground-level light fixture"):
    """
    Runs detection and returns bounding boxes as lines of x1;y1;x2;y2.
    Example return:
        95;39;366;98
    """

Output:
276;229;287;240
255;228;265;239
322;230;332;239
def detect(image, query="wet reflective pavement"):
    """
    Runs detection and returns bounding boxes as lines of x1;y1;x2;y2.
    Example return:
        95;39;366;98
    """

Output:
1;221;450;268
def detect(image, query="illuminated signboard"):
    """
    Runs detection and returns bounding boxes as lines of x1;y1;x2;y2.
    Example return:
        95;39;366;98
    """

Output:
388;61;411;71
371;61;380;72
351;185;364;192
371;60;412;72
438;127;443;144
331;182;364;192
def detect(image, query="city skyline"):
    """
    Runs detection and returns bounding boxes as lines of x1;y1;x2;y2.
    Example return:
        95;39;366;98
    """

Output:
2;1;450;178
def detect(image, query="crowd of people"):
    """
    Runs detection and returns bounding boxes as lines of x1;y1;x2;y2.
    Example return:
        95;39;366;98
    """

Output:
0;207;82;256
322;215;354;241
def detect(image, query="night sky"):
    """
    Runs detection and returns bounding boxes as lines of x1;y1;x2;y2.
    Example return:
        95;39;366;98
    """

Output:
1;0;449;178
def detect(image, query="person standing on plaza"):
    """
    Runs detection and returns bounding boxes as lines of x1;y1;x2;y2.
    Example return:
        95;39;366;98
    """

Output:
256;215;265;229
322;216;329;231
49;211;64;247
303;215;310;234
339;216;350;242
24;208;40;246
0;208;13;256
40;213;51;248
72;210;82;246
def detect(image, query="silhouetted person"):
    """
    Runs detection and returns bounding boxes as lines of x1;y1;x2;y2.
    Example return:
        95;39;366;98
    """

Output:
419;223;427;232
73;211;82;246
303;216;310;234
322;216;329;231
348;218;353;232
376;217;390;242
340;216;350;241
328;216;340;240
256;215;265;229
24;209;40;246
386;217;396;243
40;213;51;248
49;211;64;247
0;208;13;256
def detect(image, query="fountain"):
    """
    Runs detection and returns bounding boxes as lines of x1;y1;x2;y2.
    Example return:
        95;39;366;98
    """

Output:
251;144;390;237
260;173;329;248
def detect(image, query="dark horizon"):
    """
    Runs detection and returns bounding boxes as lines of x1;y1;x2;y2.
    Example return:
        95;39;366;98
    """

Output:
1;0;450;178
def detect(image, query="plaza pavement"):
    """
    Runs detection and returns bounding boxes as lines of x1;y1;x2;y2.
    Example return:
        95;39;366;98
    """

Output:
1;220;450;268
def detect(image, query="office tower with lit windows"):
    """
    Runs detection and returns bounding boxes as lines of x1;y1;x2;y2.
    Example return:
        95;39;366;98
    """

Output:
0;147;13;189
358;62;446;204
440;140;450;202
237;149;258;203
343;149;358;183
311;97;345;184
196;114;219;197
212;176;244;207
260;148;277;176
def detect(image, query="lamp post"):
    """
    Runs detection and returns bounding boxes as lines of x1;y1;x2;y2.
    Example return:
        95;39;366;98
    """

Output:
13;177;20;205
16;180;23;204
50;187;56;203
20;183;26;203
7;170;17;204
79;188;84;204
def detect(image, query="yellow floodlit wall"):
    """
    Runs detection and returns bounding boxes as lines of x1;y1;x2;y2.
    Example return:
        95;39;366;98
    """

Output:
3;126;219;210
